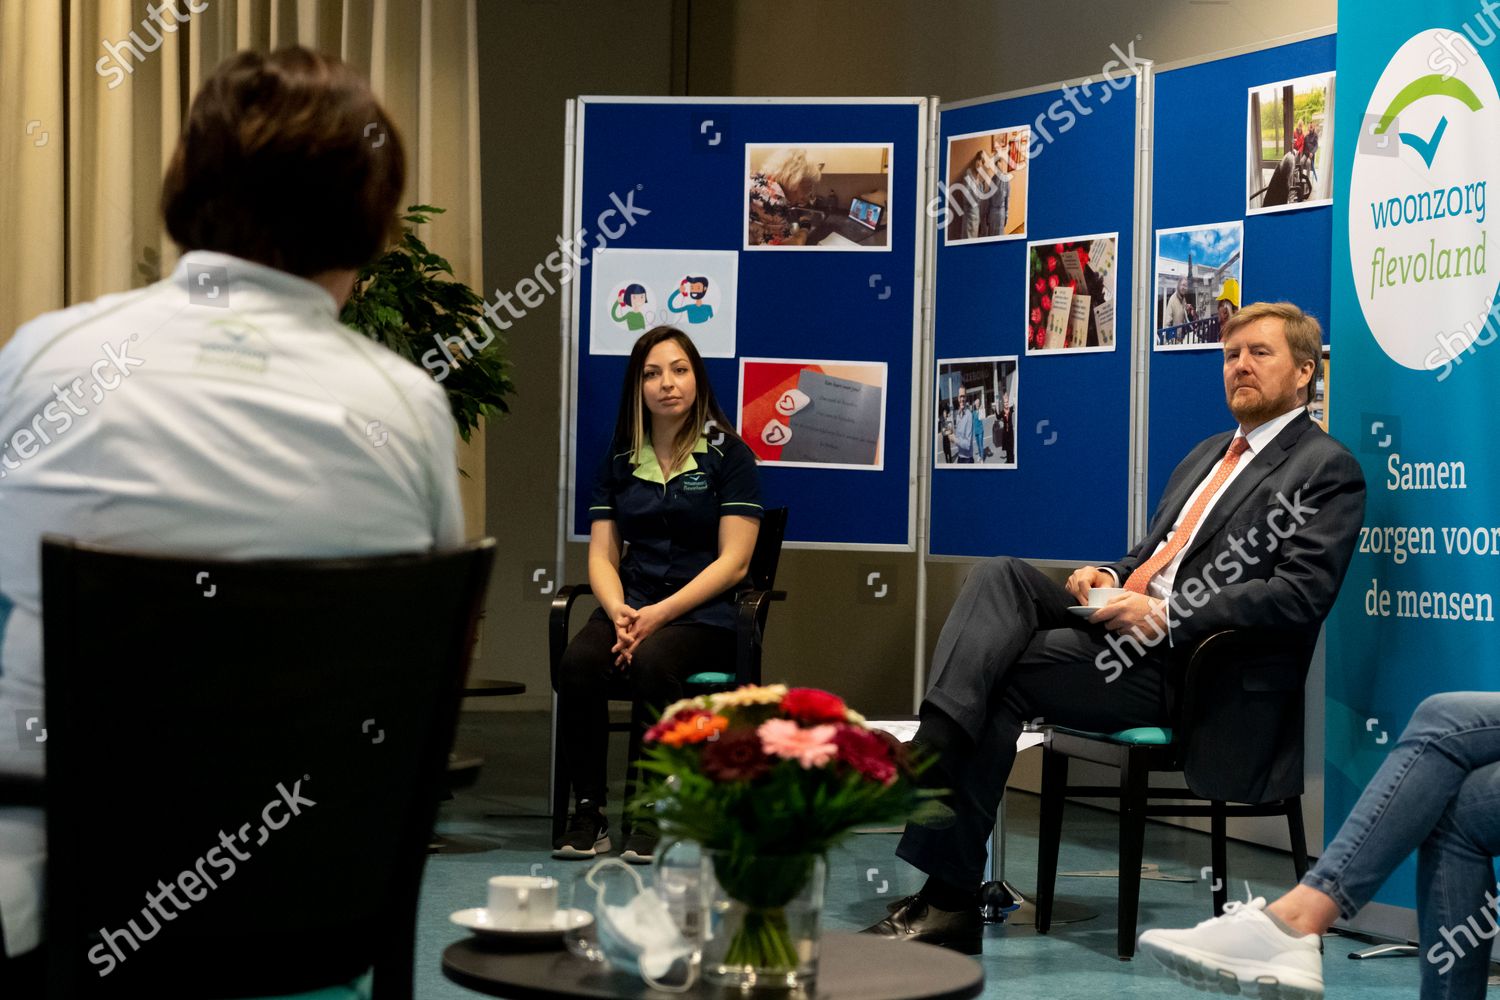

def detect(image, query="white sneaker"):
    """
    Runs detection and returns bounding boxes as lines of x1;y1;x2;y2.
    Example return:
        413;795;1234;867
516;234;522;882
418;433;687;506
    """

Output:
1138;897;1324;998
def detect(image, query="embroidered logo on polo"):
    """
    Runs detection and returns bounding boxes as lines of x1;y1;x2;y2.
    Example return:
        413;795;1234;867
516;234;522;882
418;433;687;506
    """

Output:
681;472;709;493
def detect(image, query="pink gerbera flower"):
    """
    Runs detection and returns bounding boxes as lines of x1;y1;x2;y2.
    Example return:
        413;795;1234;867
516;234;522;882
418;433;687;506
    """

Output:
758;719;838;769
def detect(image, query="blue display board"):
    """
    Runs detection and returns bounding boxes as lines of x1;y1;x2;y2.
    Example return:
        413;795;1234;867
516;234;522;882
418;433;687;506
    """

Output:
567;98;925;548
1148;35;1335;506
1330;7;1500;920
930;78;1139;561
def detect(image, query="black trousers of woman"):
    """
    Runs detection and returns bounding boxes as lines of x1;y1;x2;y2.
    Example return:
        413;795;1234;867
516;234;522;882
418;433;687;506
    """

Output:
553;608;735;811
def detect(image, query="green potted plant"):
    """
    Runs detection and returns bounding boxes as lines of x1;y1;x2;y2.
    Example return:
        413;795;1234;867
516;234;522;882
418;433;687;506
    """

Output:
340;205;513;442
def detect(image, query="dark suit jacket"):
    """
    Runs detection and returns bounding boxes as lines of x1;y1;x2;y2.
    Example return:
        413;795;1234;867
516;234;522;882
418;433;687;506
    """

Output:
1104;411;1366;803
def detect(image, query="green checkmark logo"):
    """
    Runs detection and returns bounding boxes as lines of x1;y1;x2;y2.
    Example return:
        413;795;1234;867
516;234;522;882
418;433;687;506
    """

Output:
1373;74;1484;166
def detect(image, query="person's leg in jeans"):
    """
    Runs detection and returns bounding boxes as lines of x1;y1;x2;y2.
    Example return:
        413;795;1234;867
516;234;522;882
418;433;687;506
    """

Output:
1291;693;1500;923
1139;692;1500;996
1418;760;1500;1000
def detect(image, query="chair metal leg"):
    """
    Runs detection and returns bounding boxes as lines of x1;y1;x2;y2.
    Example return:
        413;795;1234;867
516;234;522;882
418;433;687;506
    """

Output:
1116;751;1148;960
620;701;648;839
1035;748;1069;935
1285;797;1309;881
550;693;570;847
1211;800;1228;916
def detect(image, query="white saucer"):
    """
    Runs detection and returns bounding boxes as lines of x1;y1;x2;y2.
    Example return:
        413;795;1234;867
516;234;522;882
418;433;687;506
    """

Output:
1068;605;1102;618
449;907;593;941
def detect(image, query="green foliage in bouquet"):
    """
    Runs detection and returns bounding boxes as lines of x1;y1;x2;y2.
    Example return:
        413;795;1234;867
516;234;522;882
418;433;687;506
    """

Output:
340;205;513;442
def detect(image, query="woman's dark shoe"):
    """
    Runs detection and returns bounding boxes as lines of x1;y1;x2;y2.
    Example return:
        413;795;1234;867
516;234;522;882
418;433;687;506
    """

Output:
552;800;611;859
620;828;658;865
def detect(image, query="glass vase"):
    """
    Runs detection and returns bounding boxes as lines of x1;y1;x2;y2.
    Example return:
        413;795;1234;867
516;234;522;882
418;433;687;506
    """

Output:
700;850;825;991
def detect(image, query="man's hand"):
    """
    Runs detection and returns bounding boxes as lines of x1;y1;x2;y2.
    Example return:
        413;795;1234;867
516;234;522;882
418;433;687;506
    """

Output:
1065;566;1116;605
1089;593;1168;643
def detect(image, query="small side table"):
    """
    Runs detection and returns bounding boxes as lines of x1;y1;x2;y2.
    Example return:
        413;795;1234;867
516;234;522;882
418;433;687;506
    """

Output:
442;931;983;1000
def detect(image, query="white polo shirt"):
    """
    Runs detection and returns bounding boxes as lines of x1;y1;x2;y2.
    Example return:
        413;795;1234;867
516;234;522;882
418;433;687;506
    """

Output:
0;251;464;955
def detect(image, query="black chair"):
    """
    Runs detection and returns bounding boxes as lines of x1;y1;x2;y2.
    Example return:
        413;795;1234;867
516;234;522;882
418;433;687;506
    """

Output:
32;535;494;998
549;507;788;845
1033;629;1313;960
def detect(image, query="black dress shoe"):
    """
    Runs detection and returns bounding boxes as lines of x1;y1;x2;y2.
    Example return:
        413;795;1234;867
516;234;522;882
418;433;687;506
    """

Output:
862;894;982;954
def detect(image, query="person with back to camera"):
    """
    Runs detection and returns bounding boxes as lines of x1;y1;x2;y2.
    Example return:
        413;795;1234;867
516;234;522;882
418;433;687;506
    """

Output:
0;46;460;990
552;326;763;864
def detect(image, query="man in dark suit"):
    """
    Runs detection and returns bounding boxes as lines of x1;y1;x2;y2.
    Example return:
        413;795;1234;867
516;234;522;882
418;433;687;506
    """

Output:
867;301;1366;953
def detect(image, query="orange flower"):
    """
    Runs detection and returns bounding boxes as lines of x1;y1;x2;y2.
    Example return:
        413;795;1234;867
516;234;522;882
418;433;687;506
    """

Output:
661;713;729;748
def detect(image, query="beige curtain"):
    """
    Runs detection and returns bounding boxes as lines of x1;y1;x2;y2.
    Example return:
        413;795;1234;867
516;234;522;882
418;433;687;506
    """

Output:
0;0;486;535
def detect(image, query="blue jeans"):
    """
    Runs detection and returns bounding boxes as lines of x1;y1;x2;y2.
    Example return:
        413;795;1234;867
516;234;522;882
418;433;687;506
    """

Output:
986;179;1009;237
1302;693;1500;999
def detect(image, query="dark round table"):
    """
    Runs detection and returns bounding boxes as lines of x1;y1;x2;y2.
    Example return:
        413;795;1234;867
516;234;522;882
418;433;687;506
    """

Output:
442;931;984;1000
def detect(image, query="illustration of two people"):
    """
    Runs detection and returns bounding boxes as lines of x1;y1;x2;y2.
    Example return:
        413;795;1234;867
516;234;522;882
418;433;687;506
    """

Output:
611;276;714;331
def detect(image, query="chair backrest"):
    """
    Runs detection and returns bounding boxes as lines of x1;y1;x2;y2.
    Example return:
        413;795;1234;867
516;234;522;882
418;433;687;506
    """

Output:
39;536;495;999
1174;628;1318;804
748;507;789;592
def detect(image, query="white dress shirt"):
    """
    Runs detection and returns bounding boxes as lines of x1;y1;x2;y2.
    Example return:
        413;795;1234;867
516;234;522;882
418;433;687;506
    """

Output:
0;251;464;956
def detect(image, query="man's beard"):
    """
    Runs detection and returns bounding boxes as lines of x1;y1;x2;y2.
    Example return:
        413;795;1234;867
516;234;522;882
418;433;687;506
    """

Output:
1228;386;1301;426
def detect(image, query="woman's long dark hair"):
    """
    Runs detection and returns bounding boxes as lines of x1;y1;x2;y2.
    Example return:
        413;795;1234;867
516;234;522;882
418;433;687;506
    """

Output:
611;326;741;473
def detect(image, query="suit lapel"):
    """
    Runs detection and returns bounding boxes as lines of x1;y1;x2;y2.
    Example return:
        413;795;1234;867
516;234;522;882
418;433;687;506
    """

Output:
1179;413;1314;568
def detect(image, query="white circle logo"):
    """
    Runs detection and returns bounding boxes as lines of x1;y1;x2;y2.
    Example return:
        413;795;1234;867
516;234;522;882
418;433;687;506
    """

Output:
1349;29;1500;370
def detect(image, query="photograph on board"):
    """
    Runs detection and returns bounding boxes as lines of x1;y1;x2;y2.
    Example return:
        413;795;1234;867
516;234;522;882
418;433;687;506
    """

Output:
1025;233;1119;355
737;358;887;469
1154;221;1244;351
745;143;893;250
590;248;738;356
1247;72;1335;214
934;356;1017;468
943;126;1030;245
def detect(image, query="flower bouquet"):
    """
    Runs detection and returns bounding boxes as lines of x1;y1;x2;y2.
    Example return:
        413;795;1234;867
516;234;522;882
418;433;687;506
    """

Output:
636;684;943;988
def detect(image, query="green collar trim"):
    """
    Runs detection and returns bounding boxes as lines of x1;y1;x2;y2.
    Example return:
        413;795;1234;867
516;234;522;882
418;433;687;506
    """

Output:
632;435;709;485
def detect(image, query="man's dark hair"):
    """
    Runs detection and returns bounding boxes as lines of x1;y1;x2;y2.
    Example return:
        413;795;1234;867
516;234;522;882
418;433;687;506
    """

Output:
162;47;405;277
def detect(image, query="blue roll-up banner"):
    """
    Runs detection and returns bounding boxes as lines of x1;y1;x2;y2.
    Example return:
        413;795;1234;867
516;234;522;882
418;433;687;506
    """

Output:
1330;3;1500;924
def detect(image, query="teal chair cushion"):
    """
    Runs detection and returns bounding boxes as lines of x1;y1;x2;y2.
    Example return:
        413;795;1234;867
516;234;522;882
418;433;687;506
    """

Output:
1055;725;1174;745
243;970;371;1000
685;671;736;686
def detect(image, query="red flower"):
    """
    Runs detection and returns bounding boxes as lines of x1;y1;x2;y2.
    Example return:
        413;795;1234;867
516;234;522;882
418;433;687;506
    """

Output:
780;688;848;724
701;729;771;782
1040;295;1050;312
645;708;707;743
833;725;897;785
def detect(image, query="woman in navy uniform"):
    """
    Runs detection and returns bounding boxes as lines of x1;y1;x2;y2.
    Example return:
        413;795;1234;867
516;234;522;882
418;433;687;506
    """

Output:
553;326;763;863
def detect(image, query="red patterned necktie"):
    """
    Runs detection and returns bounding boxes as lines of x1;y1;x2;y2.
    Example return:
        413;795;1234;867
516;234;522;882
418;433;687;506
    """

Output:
1124;436;1251;594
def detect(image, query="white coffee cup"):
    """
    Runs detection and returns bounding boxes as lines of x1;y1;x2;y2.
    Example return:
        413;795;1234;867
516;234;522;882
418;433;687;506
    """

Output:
1086;586;1129;608
487;875;558;929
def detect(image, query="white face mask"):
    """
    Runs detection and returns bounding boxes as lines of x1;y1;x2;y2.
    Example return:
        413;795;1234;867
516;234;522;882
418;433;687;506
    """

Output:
588;858;698;991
